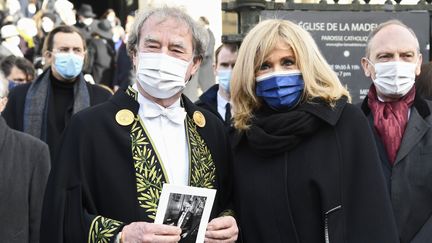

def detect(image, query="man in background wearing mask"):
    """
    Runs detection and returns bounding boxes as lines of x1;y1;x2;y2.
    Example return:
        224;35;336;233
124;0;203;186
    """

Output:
40;7;238;243
196;43;238;127
360;19;432;243
2;25;112;160
74;3;99;41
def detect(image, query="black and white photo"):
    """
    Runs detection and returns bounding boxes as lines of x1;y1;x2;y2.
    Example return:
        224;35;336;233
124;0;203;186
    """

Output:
155;184;216;243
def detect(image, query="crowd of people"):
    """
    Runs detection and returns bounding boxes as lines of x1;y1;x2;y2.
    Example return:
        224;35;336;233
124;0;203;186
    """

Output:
0;2;431;243
0;0;136;92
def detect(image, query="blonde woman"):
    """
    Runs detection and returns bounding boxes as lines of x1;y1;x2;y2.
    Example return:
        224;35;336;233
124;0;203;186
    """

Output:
231;19;399;243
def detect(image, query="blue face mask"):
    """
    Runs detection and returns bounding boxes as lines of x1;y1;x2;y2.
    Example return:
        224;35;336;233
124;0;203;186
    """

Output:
8;80;21;90
255;70;304;110
53;52;84;79
217;69;232;93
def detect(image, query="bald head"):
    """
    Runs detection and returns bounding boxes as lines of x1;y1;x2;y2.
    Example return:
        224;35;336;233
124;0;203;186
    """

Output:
365;20;420;58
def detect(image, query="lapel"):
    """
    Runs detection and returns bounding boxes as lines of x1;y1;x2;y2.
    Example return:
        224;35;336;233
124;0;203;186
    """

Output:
183;95;217;188
394;107;431;165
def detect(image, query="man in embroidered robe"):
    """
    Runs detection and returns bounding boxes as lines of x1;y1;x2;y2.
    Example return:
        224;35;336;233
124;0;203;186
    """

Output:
40;6;238;243
360;19;432;243
2;25;112;160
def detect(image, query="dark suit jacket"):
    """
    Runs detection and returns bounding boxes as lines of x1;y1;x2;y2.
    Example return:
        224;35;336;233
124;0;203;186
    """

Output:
195;84;233;130
195;84;222;121
0;116;50;243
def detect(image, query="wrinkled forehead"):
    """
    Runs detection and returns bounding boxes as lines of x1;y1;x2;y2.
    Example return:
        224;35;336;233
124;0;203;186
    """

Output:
369;24;419;56
141;16;192;42
142;15;191;35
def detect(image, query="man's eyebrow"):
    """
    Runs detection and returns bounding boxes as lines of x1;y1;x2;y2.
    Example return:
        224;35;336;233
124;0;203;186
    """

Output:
143;36;160;43
374;51;393;56
169;41;186;49
401;50;415;55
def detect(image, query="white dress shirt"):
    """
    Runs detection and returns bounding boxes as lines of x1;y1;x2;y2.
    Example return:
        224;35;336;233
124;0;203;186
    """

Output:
133;84;189;185
217;90;230;121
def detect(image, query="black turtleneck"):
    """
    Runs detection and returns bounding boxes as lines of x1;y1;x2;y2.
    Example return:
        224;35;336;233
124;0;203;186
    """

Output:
47;73;75;156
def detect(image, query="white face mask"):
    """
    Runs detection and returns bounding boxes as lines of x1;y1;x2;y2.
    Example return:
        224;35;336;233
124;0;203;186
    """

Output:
82;18;93;26
7;36;21;46
136;52;191;99
42;18;54;33
369;60;417;98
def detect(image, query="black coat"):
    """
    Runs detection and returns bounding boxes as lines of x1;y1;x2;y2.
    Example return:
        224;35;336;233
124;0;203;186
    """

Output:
232;101;399;243
40;89;234;243
195;84;233;131
196;84;223;121
113;42;134;90
86;37;116;87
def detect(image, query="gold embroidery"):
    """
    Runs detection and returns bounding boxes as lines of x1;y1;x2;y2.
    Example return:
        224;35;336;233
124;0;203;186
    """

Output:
131;118;168;220
187;116;216;188
219;209;236;217
127;87;168;220
126;87;216;221
88;216;122;243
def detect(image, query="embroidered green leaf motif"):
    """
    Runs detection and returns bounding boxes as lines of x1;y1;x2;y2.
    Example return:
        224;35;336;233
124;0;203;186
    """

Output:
131;117;166;220
187;117;216;188
88;216;122;243
127;87;217;221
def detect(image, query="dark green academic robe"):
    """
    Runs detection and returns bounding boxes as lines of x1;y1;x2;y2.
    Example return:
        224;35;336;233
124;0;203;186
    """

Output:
40;87;234;243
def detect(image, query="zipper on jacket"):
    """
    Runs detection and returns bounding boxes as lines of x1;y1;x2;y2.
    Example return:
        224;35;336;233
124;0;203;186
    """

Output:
324;205;342;243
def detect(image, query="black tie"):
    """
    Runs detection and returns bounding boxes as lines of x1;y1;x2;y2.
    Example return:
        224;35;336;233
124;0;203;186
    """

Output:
225;103;231;123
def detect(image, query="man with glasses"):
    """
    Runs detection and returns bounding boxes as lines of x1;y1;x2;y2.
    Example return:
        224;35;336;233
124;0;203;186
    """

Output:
2;25;112;160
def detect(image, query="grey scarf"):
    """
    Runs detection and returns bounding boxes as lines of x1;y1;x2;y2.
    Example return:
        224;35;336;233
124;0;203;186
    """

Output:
23;68;90;141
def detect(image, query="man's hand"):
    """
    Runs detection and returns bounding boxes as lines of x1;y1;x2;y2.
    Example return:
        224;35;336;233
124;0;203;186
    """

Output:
205;216;238;243
121;222;181;243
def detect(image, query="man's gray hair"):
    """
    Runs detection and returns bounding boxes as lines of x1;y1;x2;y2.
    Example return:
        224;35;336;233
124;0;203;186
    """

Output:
365;19;420;58
127;6;208;60
0;71;8;98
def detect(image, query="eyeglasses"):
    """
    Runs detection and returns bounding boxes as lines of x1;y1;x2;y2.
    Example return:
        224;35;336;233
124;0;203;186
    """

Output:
53;47;85;56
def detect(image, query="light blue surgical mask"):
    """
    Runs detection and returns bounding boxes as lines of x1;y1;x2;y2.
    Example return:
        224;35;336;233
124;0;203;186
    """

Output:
217;69;232;93
53;52;84;80
256;70;304;111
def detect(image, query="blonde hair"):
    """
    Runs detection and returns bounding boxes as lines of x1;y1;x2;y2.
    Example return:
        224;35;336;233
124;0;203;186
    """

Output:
231;19;351;131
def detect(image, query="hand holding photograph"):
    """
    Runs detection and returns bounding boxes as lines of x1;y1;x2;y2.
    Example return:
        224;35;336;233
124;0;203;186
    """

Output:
155;184;216;243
